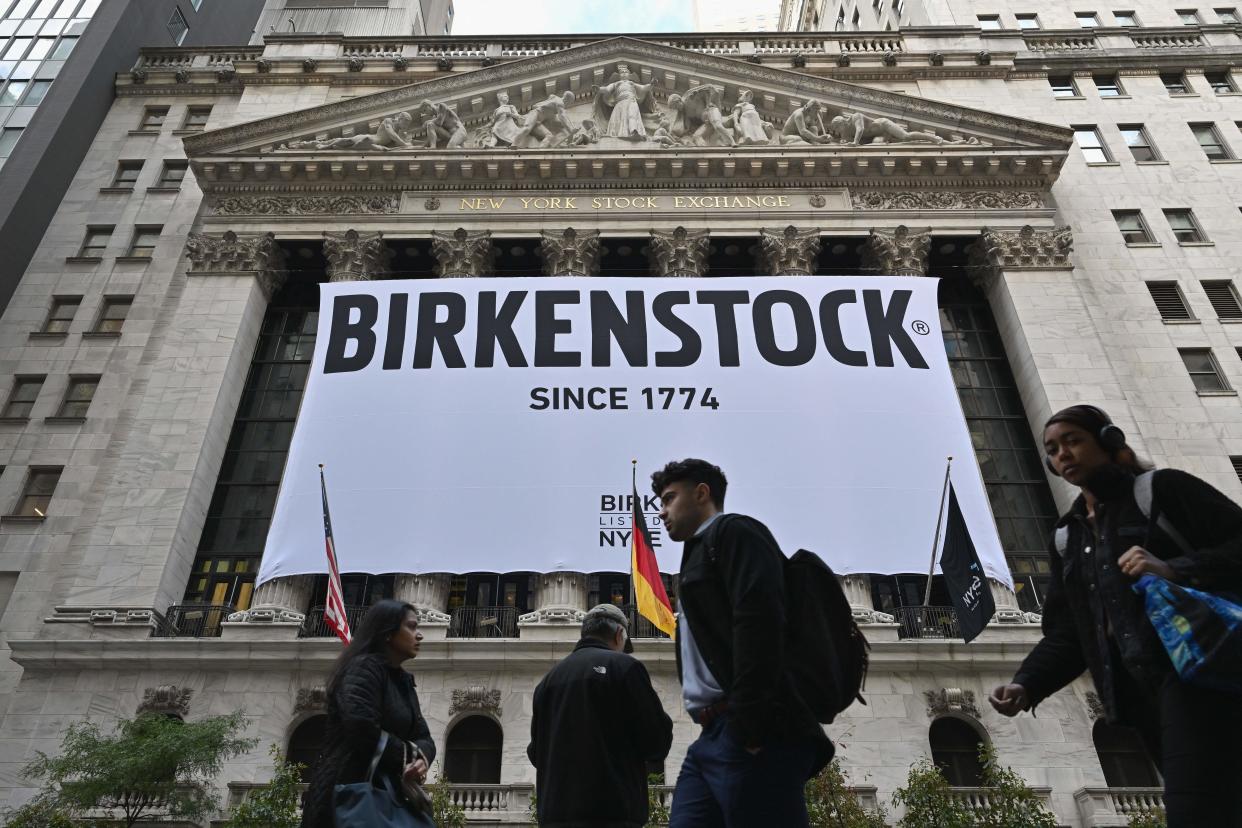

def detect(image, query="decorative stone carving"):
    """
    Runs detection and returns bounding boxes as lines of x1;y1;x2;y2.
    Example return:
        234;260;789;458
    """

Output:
968;225;1074;278
510;92;576;149
216;67;236;83
1084;691;1105;722
837;53;851;67
593;64;658;140
791;53;807;68
925;688;980;719
882;51;898;66
649;227;710;277
474;91;523;148
976;50;992;65
862;225;931;277
521;572;589;624
665;84;734;147
394;574;452;624
347;57;364;72
809;194;827;208
393;56;408;71
539;228;601;277
781;100;831;145
294;686;328;713
211;194;400;216
417;99;467;148
431;228;496;277
851;190;1046;211
827;111;979;145
481;56;497;67
324;229;392;282
256;58;272;73
302;58;318;73
130;68;147;84
424;197;440;211
184;230;287;299
746;54;762;64
726;88;777;146
282;112;415;151
436;57;453;71
929;51;945;66
449;685;503;717
173;69;189;84
139;685;192;718
230;575;311;623
760;226;821;276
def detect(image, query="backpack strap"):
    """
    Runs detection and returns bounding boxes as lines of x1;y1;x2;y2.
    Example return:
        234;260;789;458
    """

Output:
1133;470;1195;558
699;513;740;564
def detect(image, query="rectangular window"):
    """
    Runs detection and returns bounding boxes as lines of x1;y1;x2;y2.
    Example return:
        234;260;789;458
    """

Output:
1218;7;1240;22
1202;280;1242;319
56;376;98;418
14;468;60;518
1180;348;1230;392
1113;210;1154;244
111;160;142;188
21;78;49;104
156;160;187;188
977;14;1002;28
1094;73;1123;96
1119;125;1160;161
94;296;133;334
1074;126;1112;163
1178;8;1201;23
182;105;212;130
1164;208;1208;243
1076;11;1099;26
1191;123;1232;160
167;8;188;45
1162;72;1190;94
0;82;27;107
1114;10;1138;25
78;225;112;257
2;376;44;419
50;35;77;59
1205;71;1237;93
1146;282;1194;320
1016;13;1040;28
139;106;168;130
127;226;161;258
1049;75;1078;97
0;127;22;158
40;296;80;334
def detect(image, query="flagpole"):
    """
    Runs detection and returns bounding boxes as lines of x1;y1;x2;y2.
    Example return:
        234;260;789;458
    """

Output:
629;460;638;618
922;456;953;607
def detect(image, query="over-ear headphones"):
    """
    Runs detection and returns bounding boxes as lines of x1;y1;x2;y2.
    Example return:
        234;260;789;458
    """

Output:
1044;405;1127;476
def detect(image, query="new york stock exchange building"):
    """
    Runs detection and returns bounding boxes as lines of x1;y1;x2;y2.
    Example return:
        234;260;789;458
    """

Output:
1;2;1242;825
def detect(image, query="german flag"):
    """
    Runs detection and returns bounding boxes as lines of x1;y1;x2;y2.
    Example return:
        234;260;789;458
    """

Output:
632;473;676;638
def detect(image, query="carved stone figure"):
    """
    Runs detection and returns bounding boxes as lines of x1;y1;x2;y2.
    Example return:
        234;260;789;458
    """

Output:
828;111;956;145
478;91;522;148
649;227;710;277
781;100;832;145
449;685;502;717
925;688;980;719
539;228;601;276
568;118;601;146
416;99;467;149
862;225;931;277
592;64;658;140
138;685;192;718
432;228;496;277
283;111;415;151
725;88;774;146
511;91;576;148
294;686;328;713
760;226;822;276
323;229;392;282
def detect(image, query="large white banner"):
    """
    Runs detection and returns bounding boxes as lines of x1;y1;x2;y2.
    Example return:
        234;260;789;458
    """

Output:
259;276;1012;588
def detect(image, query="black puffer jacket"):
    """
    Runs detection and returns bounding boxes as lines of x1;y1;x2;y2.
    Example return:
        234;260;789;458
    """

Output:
301;654;436;828
1013;466;1242;721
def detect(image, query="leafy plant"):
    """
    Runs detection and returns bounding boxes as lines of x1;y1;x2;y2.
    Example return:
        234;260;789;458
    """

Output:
222;745;304;828
892;759;975;828
0;793;81;828
1127;811;1167;828
892;744;1057;828
22;711;256;828
974;743;1056;828
805;759;889;827
424;765;466;828
647;771;670;826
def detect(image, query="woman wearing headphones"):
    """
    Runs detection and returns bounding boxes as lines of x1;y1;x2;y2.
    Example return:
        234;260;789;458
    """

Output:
989;405;1242;827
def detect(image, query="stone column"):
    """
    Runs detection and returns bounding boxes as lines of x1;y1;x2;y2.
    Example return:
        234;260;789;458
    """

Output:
431;228;496;277
394;573;452;640
539;228;601;276
838;574;892;623
184;230;287;300
236;575;315;624
759;226;821;275
519;572;589;632
860;225;931;276
649;227;710;277
989;578;1029;623
323;229;392;281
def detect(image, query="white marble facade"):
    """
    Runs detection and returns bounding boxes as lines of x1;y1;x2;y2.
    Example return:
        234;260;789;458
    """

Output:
0;11;1240;827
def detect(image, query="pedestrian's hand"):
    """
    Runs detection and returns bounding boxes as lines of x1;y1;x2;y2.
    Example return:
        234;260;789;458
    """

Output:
1118;546;1176;582
404;757;428;785
988;683;1029;717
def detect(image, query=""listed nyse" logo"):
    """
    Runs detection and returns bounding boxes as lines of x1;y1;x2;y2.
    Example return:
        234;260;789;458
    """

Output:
597;493;663;550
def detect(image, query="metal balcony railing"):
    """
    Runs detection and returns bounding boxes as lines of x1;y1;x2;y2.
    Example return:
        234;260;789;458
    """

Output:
448;605;520;639
153;604;234;638
298;604;370;638
617;604;673;639
893;605;961;640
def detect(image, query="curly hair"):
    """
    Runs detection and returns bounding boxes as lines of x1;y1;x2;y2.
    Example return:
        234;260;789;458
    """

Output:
650;458;728;509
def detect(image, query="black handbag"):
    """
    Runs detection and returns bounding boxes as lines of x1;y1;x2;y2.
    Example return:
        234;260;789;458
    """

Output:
333;731;436;828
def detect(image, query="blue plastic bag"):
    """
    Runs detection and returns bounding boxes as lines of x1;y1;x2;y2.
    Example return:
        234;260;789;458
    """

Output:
1133;574;1242;694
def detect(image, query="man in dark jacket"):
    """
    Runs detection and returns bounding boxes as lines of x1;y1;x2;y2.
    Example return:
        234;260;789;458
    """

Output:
528;603;673;828
654;458;832;828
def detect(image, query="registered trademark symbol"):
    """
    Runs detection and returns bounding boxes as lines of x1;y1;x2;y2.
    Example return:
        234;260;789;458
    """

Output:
911;320;931;335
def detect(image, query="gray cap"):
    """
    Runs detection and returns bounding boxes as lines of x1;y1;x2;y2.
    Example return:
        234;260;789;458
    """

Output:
583;603;633;653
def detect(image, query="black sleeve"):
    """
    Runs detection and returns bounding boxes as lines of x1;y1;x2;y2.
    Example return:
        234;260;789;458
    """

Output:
623;659;673;762
527;678;543;766
1153;469;1242;591
717;519;786;748
337;656;405;773
1011;543;1088;709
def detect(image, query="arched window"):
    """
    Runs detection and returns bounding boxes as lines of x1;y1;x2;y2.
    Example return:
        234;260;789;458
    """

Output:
1093;720;1160;787
929;717;986;787
444;716;503;784
288;715;328;783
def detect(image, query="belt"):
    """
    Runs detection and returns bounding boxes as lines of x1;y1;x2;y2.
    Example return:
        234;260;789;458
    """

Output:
689;700;729;726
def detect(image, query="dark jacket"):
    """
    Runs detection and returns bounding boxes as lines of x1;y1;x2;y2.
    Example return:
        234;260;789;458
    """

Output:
527;638;673;828
301;653;436;828
676;513;833;771
1013;467;1242;721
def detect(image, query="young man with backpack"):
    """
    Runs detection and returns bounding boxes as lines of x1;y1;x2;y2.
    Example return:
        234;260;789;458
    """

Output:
653;458;839;828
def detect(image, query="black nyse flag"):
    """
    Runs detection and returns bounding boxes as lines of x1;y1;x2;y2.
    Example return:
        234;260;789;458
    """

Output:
939;483;996;643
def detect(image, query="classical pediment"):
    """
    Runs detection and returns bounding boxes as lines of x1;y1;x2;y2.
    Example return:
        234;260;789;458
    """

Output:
184;36;1070;190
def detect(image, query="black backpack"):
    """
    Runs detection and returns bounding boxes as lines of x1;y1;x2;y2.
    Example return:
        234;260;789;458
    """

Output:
703;515;869;723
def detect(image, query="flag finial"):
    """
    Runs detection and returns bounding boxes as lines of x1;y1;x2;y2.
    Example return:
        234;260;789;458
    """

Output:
318;463;324;469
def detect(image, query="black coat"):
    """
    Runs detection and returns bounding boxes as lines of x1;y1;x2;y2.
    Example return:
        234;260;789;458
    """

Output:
1013;467;1242;721
676;514;833;771
527;639;673;828
301;654;436;828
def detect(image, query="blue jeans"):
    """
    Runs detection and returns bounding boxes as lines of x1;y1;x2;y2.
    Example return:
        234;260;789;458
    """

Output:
669;717;815;828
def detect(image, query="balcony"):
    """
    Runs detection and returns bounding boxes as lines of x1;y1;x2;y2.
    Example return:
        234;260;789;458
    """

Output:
449;605;520;639
618;604;673;639
1075;787;1165;827
152;604;234;638
298;604;370;638
893;605;961;640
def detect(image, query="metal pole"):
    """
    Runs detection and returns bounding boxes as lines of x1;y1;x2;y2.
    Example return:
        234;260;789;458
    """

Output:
628;460;638;623
922;456;953;608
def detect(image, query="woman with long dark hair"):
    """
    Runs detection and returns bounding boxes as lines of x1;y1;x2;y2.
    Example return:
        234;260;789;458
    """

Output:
301;599;436;828
989;405;1242;826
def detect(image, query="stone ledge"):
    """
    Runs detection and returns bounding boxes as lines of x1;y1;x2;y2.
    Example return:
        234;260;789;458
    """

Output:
27;331;69;340
64;255;103;264
81;330;123;339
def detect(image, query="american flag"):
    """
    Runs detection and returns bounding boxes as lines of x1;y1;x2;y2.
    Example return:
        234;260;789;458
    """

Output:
320;466;352;644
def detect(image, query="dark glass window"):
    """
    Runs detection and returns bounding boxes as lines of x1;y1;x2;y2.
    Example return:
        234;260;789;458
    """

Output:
1179;348;1230;392
128;226;162;257
287;715;328;783
56;376;98;418
444;716;502;784
112;161;142;188
94;296;132;333
1191;123;1232;160
1161;72;1189;94
1114;210;1154;244
1164;208;1207;242
157;161;188;188
3;376;43;419
41;296;80;333
16;467;60;517
1049;76;1078;98
1119;125;1159;161
1094;74;1123;96
929;718;986;786
182;105;212;130
140;106;168;130
78;226;112;257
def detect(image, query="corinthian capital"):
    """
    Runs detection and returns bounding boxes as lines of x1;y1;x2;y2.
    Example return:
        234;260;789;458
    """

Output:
649;227;710;277
539;228;601;277
323;229;392;282
861;225;931;277
431;228;496;278
184;230;287;298
970;225;1074;273
760;226;821;276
